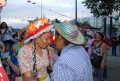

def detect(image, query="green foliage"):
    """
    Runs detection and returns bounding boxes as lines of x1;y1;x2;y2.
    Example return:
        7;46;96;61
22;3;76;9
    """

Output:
82;0;120;17
76;21;91;27
114;15;119;22
70;19;91;28
52;18;61;24
106;24;118;34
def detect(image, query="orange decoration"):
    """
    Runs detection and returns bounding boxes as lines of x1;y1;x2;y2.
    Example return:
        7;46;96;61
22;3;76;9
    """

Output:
27;17;51;38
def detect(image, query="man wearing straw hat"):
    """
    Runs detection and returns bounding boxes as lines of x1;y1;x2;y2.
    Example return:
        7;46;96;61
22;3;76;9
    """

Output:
52;22;93;81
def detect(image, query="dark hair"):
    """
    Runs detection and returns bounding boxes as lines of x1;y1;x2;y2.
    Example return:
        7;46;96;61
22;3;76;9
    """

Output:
0;22;8;29
97;32;104;40
0;28;1;35
20;31;26;40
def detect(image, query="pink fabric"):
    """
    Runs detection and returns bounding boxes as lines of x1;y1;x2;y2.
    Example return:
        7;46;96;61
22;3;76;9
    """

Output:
86;38;95;56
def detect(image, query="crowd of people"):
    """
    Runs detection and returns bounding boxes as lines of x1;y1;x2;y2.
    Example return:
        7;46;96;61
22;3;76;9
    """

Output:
0;17;120;81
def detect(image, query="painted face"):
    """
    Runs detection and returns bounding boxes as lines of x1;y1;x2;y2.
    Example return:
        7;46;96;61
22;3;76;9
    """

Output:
95;33;102;41
36;31;51;49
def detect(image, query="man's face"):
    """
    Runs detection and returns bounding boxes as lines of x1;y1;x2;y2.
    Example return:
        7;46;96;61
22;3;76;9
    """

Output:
54;32;64;50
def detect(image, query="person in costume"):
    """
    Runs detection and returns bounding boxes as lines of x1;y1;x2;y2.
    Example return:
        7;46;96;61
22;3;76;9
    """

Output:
7;27;27;81
18;17;55;81
52;22;93;81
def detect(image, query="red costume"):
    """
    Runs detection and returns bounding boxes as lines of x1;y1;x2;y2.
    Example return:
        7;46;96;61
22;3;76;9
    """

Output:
0;61;9;81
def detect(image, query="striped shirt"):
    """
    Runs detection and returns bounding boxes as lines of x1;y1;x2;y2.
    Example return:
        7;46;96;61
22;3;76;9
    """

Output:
52;44;93;81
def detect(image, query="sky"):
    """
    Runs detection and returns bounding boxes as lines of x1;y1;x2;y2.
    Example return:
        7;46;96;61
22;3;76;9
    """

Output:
1;0;92;29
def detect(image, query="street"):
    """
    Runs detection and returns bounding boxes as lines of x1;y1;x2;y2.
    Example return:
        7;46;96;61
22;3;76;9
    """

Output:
94;46;120;81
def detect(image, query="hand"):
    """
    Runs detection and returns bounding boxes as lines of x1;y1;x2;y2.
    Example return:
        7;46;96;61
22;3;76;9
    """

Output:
48;47;55;60
48;64;54;71
100;63;105;70
14;66;21;75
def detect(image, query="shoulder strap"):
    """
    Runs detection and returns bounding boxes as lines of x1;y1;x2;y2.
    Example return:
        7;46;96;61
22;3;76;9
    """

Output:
94;42;103;49
98;42;103;47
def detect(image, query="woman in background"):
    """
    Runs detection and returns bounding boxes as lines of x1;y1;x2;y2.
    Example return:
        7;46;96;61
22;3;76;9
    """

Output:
0;22;14;49
7;27;27;81
93;32;107;81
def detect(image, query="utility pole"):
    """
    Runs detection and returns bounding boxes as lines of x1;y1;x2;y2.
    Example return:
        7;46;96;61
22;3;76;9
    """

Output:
119;7;120;32
41;0;42;17
104;16;106;36
109;15;112;39
75;0;77;25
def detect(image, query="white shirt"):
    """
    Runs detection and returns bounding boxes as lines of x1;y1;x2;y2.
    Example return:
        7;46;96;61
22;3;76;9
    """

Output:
1;29;13;41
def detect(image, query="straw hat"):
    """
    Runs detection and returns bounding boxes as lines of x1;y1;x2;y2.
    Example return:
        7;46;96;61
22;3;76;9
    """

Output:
53;22;84;44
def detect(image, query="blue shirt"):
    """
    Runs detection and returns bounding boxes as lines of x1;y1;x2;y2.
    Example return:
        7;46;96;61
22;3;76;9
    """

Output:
52;44;93;81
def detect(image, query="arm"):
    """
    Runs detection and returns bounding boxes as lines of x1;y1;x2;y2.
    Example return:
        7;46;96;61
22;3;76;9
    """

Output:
89;39;95;46
47;47;55;70
18;48;34;81
6;60;20;75
22;71;35;81
8;27;13;35
7;46;20;75
101;43;107;69
48;47;55;60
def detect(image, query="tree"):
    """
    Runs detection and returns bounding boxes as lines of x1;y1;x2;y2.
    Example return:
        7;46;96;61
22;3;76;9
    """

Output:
76;21;91;27
82;0;120;17
106;24;118;35
70;19;91;28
